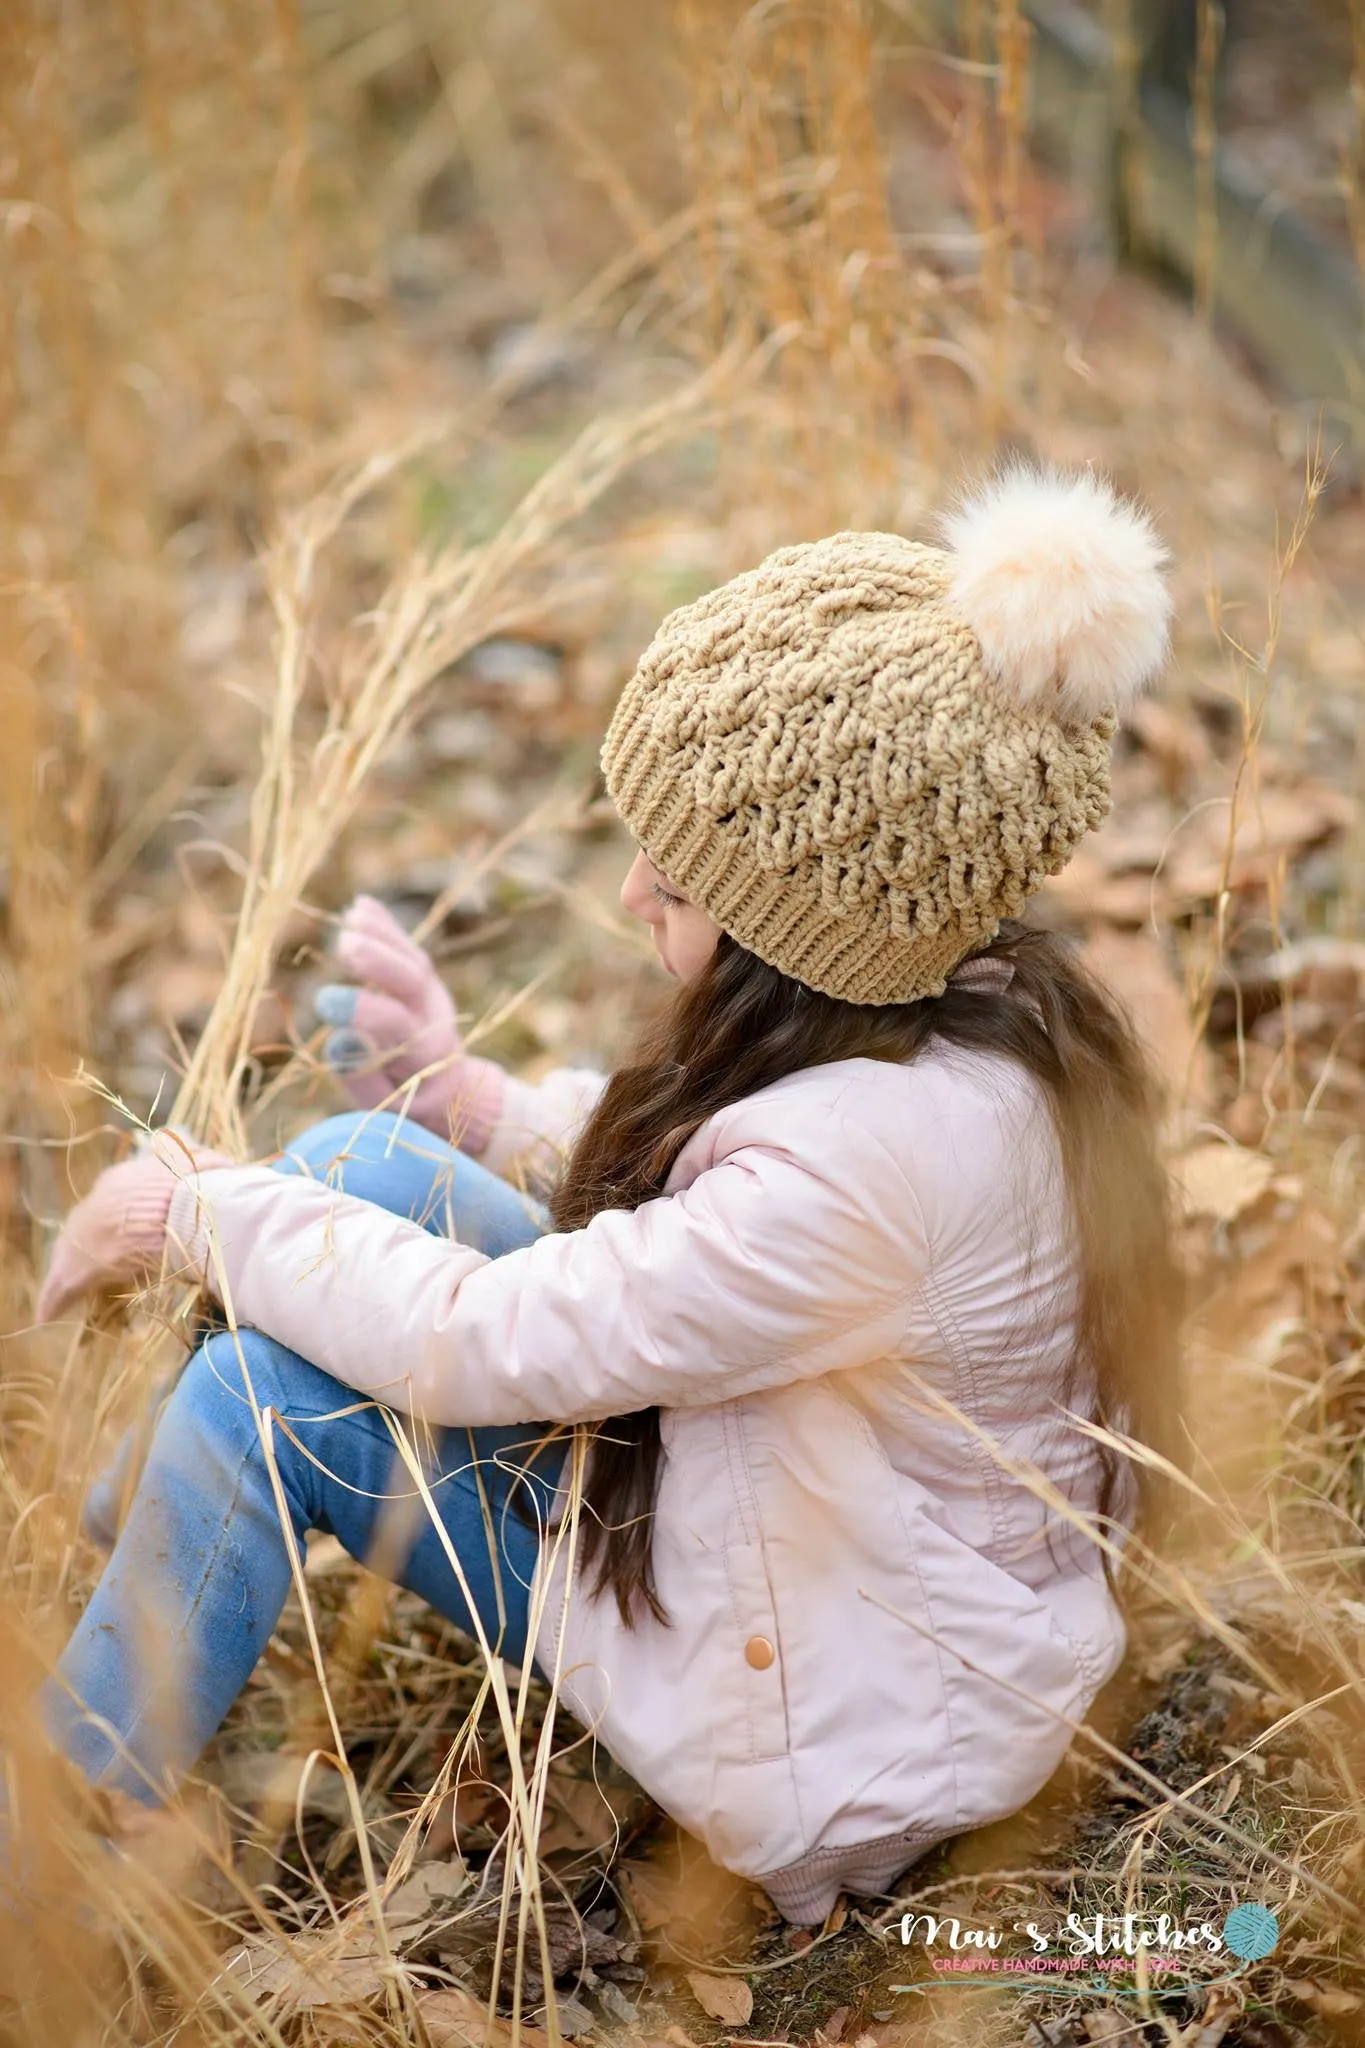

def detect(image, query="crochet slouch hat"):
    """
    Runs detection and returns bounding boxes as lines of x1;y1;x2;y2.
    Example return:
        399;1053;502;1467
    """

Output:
601;467;1172;1005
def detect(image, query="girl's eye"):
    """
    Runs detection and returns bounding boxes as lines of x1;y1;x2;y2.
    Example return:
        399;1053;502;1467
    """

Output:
650;881;684;909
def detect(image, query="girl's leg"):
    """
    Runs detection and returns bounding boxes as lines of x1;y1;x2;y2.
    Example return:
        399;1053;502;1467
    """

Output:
272;1108;550;1254
82;1108;547;1546
53;1110;563;1803
50;1332;564;1802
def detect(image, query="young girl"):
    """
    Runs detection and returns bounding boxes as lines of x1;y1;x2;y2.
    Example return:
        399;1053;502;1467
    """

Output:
36;467;1182;1925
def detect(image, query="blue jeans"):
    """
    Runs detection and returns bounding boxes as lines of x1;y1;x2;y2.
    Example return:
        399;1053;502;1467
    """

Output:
47;1112;566;1806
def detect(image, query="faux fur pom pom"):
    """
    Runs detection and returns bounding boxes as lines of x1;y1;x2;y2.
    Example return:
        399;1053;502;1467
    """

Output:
942;466;1172;723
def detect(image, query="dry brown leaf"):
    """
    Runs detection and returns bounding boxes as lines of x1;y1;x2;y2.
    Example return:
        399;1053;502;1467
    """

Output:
1125;696;1212;778
303;1532;352;1578
1287;1980;1363;2016
224;1932;396;2010
1139;1631;1197;1684
384;1857;472;1930
620;1857;679;1930
538;1756;646;1858
1225;935;1365;998
148;959;226;1027
1158;786;1352;903
213;1751;351;1822
1081;2013;1128;2044
1174;1142;1274;1222
1043;838;1166;926
1046;783;1352;926
686;1970;754;2026
1081;926;1210;1111
417;1986;551;2048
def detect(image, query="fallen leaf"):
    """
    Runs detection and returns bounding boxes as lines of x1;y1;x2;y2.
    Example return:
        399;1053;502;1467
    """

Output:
1046;783;1353;925
1223;935;1365;1001
1125;696;1212;780
1163;785;1353;903
537;1755;649;1859
223;1931;397;2010
1082;2014;1128;2043
821;1895;849;1938
1288;1981;1363;2016
541;1993;596;2038
1139;1632;1196;1684
304;1533;352;1578
1043;839;1167;925
686;1970;753;2026
620;1857;680;1930
212;1752;352;1824
1174;1142;1274;1222
417;1986;552;2048
384;1857;472;1930
1081;925;1210;1113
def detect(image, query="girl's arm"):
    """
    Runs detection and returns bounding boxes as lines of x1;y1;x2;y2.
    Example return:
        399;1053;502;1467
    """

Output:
475;1065;609;1195
167;1103;925;1426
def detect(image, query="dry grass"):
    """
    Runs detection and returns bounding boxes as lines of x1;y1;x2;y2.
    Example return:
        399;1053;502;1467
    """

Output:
4;3;1365;2045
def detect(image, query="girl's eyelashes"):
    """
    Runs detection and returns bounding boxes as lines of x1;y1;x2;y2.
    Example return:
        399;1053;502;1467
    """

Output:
650;880;684;910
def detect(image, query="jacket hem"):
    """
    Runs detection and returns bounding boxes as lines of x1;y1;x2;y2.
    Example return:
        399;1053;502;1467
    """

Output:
754;1824;946;1926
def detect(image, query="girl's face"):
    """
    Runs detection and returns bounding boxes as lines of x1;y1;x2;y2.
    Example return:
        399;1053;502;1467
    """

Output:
621;849;722;983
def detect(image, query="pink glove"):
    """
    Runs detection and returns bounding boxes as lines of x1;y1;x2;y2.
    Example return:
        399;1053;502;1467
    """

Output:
315;895;504;1151
35;1132;233;1325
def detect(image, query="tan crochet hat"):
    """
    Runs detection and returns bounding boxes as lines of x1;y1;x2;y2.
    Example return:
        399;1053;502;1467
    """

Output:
602;467;1172;1005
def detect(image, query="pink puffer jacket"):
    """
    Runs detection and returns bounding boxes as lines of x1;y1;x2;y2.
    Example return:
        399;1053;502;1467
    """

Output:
170;1045;1128;1923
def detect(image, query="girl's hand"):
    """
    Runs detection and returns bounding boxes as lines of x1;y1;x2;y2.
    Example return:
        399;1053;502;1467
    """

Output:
35;1133;232;1325
315;896;466;1127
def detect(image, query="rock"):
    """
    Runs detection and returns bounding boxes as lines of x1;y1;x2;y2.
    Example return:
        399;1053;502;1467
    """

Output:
540;1993;596;2038
461;638;563;711
425;710;499;765
486;324;586;395
595;1981;640;2026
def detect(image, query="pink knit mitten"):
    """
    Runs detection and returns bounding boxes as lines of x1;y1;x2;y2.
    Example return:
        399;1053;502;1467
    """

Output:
315;895;504;1151
35;1133;233;1325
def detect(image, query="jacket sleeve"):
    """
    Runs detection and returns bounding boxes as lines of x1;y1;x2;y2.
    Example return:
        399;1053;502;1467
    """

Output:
168;1112;926;1426
476;1066;608;1197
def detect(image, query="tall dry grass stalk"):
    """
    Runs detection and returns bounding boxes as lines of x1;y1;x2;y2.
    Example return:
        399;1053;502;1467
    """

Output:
1191;0;1225;329
1348;0;1365;284
170;357;739;1155
667;0;924;527
958;0;1033;442
1;359;744;2044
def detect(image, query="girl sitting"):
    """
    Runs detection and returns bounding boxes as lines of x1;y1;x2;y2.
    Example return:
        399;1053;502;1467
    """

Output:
36;467;1182;1925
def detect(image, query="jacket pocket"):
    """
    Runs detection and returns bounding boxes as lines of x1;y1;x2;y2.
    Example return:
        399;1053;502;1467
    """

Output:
717;1517;793;1766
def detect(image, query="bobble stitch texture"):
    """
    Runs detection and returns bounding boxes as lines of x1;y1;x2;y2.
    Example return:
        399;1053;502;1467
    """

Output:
602;498;1167;1005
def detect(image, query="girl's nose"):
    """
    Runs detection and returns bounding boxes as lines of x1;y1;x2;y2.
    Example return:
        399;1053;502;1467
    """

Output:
620;851;659;923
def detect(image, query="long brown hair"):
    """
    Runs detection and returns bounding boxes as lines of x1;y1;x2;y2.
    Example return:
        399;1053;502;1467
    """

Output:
550;922;1183;1627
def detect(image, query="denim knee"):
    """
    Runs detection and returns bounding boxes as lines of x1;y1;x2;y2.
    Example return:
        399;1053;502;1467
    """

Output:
189;1327;338;1439
275;1109;396;1180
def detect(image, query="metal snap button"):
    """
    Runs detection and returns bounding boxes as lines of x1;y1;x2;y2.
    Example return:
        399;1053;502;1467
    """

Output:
744;1634;776;1670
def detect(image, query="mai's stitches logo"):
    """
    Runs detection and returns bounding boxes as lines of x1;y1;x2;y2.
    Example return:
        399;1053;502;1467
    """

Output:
893;1904;1281;1994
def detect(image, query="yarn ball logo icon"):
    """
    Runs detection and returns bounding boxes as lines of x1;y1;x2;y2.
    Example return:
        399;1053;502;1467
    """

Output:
1222;1904;1280;1961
